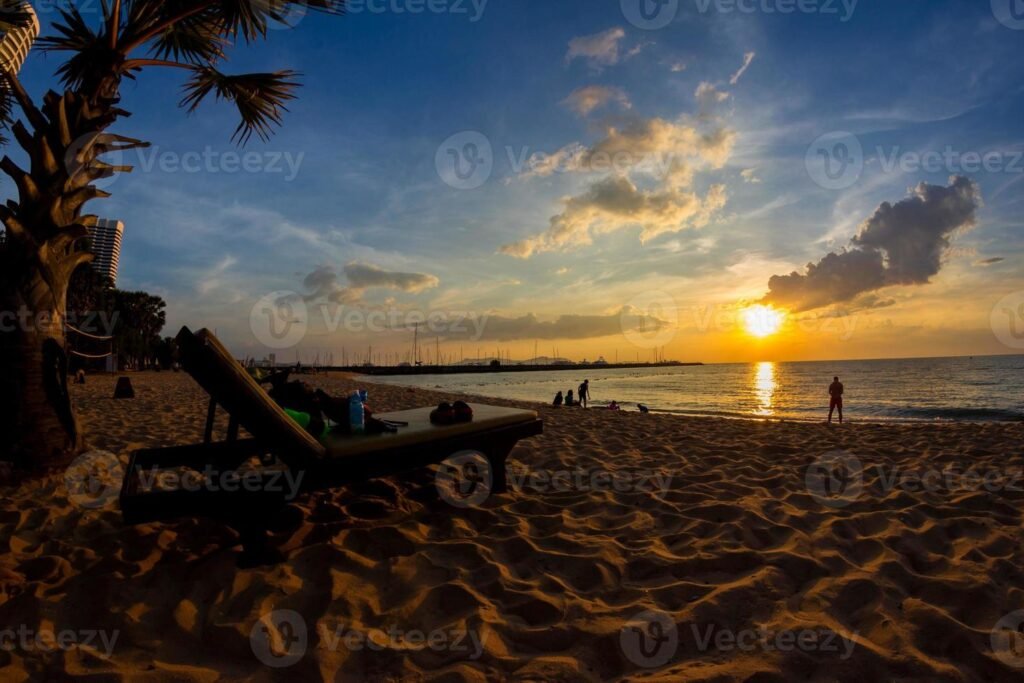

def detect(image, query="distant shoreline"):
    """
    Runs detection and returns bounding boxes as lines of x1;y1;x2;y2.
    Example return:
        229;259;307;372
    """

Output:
322;361;702;376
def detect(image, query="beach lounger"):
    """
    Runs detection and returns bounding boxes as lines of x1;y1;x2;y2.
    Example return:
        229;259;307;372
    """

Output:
118;327;543;563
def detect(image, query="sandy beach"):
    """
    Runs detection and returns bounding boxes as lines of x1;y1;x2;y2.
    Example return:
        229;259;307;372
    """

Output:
1;371;1023;681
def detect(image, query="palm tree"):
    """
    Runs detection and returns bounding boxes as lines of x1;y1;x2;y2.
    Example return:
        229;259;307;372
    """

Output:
0;0;345;466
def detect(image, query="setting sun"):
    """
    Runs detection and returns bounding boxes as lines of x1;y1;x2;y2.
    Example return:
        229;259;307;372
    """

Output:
742;305;786;338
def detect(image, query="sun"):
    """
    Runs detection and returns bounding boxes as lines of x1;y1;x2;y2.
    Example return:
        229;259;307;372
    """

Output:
742;305;786;338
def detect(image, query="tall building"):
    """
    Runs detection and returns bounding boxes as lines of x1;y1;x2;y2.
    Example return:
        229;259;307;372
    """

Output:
0;2;39;77
87;219;125;286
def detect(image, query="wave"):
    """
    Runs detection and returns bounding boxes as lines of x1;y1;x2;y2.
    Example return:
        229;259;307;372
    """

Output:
878;407;1024;422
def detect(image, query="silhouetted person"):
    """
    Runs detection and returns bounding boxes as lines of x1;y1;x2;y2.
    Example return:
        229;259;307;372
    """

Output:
553;391;564;407
578;379;591;409
566;389;574;406
828;376;844;424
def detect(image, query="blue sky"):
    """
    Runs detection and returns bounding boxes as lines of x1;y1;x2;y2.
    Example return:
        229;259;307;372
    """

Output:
12;0;1024;362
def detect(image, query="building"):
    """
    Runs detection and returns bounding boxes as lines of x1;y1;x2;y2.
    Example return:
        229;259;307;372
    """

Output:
0;2;39;77
87;219;125;285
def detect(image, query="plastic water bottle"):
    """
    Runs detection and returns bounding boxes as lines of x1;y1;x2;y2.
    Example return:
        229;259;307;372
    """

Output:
348;391;365;434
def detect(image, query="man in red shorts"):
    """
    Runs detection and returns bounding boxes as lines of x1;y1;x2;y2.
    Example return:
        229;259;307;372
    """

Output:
828;376;844;424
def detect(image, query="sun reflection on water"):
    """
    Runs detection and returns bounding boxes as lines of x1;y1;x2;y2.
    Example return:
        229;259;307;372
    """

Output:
753;361;777;417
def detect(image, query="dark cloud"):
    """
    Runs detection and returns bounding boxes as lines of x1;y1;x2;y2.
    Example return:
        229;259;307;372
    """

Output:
302;263;438;304
764;176;981;312
441;307;669;342
343;262;439;293
975;257;1005;266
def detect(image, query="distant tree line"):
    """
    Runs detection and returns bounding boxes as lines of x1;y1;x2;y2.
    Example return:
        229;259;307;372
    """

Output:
66;265;175;371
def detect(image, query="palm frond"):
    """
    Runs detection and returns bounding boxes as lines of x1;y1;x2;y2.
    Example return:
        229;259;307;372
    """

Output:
37;6;116;91
181;66;300;144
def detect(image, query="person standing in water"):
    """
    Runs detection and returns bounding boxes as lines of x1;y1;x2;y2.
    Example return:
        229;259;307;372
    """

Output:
578;379;591;409
828;376;844;424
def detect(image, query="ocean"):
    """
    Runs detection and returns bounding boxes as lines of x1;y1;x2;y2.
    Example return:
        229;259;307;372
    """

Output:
360;355;1024;422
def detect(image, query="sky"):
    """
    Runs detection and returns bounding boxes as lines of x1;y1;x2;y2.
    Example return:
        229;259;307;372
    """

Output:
12;0;1024;364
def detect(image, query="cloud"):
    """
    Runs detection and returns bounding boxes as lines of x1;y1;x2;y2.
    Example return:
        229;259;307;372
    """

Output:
741;168;761;184
762;176;982;312
506;116;734;256
562;86;632;117
670;61;687;73
566;27;626;68
197;255;238;296
440;307;671;342
518;118;735;181
344;262;439;292
729;51;756;85
303;262;439;304
500;176;727;258
975;257;1005;266
695;82;730;112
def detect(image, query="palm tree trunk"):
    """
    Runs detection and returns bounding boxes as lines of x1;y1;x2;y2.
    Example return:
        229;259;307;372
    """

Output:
0;270;82;466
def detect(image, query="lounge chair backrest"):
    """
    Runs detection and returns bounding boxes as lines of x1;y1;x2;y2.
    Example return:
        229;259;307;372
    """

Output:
176;326;327;463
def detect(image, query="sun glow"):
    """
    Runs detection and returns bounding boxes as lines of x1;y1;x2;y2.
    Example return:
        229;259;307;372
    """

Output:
742;305;786;338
